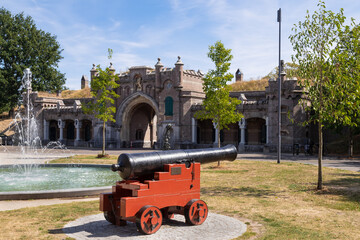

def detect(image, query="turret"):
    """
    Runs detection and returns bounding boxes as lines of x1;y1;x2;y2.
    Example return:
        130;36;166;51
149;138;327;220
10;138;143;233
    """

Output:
90;64;98;89
155;58;163;91
174;56;184;87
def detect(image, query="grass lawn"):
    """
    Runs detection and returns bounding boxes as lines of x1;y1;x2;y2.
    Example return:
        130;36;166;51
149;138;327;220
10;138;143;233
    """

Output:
1;155;359;239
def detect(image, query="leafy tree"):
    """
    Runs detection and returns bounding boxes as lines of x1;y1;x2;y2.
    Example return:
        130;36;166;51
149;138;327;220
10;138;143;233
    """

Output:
265;62;299;80
289;1;346;189
327;23;360;157
195;41;242;166
83;49;119;157
0;8;65;113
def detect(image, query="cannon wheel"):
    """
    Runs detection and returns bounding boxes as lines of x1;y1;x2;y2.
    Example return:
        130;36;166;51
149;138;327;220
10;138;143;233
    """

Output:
184;199;208;225
104;211;116;225
136;205;163;235
104;211;127;226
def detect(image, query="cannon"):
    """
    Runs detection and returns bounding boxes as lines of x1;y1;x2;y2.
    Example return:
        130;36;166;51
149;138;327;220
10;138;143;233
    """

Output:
100;145;237;235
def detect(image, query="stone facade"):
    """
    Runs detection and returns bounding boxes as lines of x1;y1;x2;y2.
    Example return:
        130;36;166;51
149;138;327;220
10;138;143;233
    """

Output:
32;57;307;152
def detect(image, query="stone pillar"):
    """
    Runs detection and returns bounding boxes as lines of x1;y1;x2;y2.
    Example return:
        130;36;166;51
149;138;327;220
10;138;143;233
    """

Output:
238;118;246;152
192;118;197;143
58;119;64;141
116;127;121;149
74;119;81;146
43;120;49;141
213;122;219;147
174;56;184;87
155;58;163;98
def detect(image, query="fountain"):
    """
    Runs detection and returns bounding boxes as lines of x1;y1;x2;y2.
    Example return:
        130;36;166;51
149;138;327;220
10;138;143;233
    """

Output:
0;68;119;200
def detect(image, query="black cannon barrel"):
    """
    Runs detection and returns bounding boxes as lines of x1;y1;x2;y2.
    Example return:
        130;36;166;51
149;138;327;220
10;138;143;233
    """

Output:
111;144;237;180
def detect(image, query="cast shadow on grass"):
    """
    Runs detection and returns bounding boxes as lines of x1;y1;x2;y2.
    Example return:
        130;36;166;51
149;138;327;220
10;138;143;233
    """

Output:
318;174;360;205
201;186;279;198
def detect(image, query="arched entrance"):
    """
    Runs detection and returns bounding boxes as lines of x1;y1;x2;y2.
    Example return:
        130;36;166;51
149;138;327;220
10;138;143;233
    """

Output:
197;119;214;145
49;120;58;141
118;93;159;148
129;103;156;148
246;118;266;145
64;120;75;146
81;120;92;142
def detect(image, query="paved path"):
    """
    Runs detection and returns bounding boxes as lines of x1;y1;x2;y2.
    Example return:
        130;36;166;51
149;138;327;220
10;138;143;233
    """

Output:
0;145;74;165
239;152;360;172
2;145;360;172
0;198;98;211
63;213;247;240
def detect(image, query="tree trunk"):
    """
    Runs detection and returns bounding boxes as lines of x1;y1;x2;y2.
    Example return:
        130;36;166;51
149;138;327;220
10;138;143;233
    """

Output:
217;126;221;167
102;121;106;156
349;128;353;158
317;121;323;190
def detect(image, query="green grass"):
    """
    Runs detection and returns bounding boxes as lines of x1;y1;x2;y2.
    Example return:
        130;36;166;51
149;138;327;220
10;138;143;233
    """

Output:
1;155;360;239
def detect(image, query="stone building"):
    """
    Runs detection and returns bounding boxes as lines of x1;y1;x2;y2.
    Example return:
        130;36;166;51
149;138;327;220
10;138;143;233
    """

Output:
32;57;307;152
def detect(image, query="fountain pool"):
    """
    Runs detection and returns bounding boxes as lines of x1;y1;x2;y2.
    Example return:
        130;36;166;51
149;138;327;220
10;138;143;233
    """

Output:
0;68;121;200
0;164;120;200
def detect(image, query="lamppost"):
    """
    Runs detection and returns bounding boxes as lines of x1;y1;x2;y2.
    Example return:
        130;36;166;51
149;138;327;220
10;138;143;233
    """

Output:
277;8;282;164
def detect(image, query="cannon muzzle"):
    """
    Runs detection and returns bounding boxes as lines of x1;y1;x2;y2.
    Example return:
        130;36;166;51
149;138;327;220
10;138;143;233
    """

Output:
112;144;237;180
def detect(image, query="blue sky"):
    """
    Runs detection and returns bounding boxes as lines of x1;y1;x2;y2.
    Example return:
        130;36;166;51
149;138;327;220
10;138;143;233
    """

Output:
1;0;360;90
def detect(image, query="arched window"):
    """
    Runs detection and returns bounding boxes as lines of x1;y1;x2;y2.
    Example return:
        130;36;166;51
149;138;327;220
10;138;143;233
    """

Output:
165;96;173;116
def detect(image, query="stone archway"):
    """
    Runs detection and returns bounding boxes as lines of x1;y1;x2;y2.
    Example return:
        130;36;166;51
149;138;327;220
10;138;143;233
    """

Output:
246;118;266;145
49;120;58;141
117;92;159;148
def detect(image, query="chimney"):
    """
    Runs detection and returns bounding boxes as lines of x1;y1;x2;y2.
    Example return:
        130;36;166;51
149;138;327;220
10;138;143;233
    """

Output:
235;69;243;82
81;75;89;89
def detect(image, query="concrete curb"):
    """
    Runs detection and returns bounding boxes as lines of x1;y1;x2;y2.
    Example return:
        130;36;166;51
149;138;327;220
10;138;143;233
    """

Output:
0;186;111;200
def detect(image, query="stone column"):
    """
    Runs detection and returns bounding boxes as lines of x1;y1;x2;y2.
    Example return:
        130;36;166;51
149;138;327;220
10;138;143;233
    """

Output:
74;119;82;146
43;120;49;141
116;127;121;149
58;119;64;141
213;122;219;147
192;118;197;144
238;118;246;152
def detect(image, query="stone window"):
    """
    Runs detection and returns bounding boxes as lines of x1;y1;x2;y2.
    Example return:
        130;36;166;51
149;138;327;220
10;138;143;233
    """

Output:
165;96;173;116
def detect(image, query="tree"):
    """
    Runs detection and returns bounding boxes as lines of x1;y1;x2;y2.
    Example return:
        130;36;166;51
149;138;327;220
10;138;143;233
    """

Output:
0;8;65;113
289;1;346;189
264;62;299;80
327;23;360;157
195;41;243;166
83;49;119;157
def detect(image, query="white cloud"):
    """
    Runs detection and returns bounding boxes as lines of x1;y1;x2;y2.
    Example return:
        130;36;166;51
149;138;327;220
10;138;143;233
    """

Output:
2;0;360;89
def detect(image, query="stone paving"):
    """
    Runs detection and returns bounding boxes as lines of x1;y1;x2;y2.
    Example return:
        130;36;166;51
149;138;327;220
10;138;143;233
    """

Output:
63;213;247;240
0;145;74;165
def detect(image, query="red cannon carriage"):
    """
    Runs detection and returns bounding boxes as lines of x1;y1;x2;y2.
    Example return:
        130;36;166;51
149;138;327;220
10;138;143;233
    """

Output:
100;145;237;234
